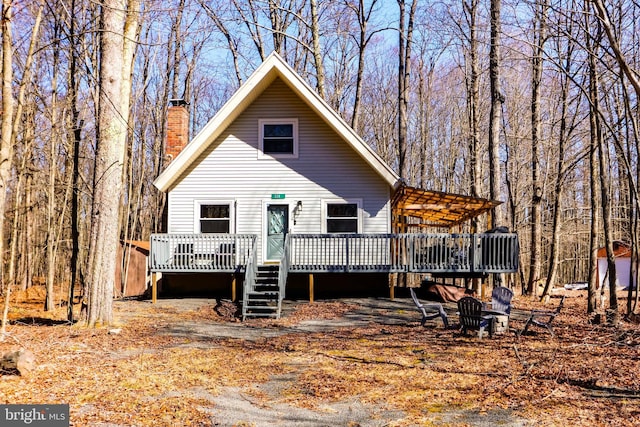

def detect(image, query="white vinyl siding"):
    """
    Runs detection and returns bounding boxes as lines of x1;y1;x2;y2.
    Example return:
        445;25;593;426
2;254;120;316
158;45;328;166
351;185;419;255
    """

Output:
166;78;392;263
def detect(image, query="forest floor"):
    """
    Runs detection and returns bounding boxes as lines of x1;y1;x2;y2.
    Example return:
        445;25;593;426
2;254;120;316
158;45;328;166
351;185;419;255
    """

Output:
1;285;639;426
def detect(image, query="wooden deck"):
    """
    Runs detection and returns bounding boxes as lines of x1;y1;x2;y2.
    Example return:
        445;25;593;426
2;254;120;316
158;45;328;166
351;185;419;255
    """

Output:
149;232;519;274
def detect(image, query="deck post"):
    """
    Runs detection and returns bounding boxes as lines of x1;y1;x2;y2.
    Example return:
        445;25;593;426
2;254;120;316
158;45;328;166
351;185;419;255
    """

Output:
309;273;314;303
151;272;157;304
231;274;236;301
390;281;395;300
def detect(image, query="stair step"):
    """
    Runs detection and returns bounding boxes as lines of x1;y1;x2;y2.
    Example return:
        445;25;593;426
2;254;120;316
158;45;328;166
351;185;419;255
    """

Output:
243;313;278;318
243;264;282;320
248;288;278;292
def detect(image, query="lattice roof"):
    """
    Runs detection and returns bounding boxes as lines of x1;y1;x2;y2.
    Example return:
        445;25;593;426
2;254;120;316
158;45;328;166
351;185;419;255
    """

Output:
392;185;502;229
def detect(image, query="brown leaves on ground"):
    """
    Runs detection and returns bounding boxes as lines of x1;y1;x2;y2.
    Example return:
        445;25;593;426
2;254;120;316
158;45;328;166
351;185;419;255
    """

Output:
1;287;639;426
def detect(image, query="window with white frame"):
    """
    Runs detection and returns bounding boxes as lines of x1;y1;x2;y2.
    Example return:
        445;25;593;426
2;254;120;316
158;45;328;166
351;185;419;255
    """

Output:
258;118;298;158
325;202;360;233
198;203;230;233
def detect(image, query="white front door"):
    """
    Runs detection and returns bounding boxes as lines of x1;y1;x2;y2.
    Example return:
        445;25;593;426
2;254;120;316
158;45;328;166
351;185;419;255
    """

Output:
265;204;289;262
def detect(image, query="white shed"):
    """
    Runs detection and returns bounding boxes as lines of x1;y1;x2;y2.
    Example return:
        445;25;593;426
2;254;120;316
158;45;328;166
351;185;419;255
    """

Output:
597;241;635;290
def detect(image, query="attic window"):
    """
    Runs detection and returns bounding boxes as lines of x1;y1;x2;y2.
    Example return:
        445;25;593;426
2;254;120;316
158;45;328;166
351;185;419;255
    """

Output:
259;118;298;158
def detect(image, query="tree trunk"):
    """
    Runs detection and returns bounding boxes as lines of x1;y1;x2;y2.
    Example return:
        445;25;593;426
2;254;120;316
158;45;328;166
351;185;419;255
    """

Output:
0;0;15;339
543;15;575;297
8;2;43;292
397;0;417;180
586;6;601;315
488;0;504;225
349;0;378;132
309;0;325;98
527;0;548;295
597;106;619;324
46;42;59;311
68;0;82;322
84;0;132;327
463;0;480;202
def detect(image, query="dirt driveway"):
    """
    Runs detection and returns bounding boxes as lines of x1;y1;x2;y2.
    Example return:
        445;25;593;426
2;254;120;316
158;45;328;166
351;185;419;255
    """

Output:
115;297;535;426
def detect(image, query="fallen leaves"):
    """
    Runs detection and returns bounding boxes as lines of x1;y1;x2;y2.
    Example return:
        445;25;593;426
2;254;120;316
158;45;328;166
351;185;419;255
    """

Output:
0;290;639;426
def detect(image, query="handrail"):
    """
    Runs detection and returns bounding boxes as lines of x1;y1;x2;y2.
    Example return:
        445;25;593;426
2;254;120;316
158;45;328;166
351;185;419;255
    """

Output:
242;238;259;320
278;234;291;302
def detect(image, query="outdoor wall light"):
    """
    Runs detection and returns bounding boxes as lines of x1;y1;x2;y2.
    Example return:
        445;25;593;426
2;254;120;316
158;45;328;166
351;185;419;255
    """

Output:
294;200;303;225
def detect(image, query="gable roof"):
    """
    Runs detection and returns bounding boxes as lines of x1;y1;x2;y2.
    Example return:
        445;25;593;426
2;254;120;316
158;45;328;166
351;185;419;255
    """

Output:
154;52;401;192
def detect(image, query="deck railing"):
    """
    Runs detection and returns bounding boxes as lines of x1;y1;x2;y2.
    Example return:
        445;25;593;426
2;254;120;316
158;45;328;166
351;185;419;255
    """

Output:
287;233;519;274
149;232;518;274
149;233;256;272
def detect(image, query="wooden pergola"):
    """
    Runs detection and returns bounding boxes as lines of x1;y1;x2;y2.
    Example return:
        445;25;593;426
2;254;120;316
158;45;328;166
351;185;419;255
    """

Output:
391;184;502;232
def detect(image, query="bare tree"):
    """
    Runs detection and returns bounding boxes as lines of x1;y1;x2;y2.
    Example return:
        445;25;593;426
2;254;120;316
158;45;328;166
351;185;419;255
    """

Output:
542;5;581;298
591;0;640;98
488;0;504;225
309;0;325;97
585;1;602;316
344;0;381;131
397;0;417;180
7;2;44;297
526;0;548;295
84;0;139;326
0;0;15;338
462;0;480;203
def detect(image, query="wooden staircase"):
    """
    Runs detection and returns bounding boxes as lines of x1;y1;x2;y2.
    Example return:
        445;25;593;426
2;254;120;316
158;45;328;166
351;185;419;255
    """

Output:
242;265;282;320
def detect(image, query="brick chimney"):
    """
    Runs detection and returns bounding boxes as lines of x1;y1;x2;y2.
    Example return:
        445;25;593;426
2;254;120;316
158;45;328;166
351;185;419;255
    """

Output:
165;99;189;163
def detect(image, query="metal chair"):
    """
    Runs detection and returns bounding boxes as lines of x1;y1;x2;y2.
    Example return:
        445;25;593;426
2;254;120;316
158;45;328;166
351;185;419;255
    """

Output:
519;296;566;338
409;288;449;328
458;296;494;339
483;286;514;315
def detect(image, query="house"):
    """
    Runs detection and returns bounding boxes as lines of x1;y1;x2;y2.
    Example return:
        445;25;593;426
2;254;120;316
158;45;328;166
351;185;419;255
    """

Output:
149;52;519;319
597;241;636;290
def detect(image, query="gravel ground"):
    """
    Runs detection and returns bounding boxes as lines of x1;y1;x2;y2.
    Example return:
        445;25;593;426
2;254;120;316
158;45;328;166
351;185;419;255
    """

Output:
119;298;535;426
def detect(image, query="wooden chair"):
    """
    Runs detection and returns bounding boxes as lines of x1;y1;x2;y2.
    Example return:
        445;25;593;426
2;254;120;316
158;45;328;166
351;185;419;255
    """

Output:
409;288;449;328
519;296;566;338
483;286;514;315
457;296;494;339
213;242;236;268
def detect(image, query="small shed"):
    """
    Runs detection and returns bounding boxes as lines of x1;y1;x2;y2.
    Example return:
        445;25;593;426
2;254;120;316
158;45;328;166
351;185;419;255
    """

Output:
597;241;635;290
116;240;150;298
